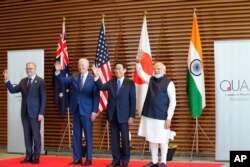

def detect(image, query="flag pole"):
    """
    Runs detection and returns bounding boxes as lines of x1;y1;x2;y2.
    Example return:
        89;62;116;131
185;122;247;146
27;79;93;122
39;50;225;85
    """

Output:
57;17;73;155
97;13;111;153
63;17;72;149
189;9;214;160
140;10;149;160
102;13;110;151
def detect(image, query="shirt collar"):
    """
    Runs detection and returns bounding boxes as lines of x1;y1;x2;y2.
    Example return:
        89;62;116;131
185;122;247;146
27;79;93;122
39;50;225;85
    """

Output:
29;75;36;80
117;77;124;84
81;72;88;78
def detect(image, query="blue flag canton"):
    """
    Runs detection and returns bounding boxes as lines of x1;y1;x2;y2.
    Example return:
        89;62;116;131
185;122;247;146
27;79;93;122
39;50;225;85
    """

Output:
53;64;70;115
95;23;109;68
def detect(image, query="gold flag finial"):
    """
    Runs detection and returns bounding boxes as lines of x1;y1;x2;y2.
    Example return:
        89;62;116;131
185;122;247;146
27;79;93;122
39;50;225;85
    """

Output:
144;11;147;16
102;14;105;23
193;8;197;15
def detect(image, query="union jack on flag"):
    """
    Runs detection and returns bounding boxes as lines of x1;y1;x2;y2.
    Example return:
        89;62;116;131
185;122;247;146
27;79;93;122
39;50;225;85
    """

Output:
95;20;112;113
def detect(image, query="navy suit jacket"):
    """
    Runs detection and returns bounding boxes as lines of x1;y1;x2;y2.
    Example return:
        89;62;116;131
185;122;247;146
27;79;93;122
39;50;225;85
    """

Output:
57;72;99;116
5;75;47;118
95;78;136;123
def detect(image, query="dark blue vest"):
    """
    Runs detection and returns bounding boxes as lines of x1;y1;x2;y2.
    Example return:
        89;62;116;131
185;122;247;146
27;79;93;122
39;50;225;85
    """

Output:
142;76;171;120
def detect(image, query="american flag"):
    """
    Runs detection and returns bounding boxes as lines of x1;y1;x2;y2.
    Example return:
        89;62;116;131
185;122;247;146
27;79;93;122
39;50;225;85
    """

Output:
53;19;70;114
95;21;112;113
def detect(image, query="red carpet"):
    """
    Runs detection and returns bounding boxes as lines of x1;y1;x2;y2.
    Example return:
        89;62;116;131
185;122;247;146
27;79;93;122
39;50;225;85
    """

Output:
0;156;223;167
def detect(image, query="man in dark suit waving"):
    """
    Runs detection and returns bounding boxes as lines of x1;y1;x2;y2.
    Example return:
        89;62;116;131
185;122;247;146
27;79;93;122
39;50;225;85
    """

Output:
92;62;136;167
3;62;46;164
55;58;99;166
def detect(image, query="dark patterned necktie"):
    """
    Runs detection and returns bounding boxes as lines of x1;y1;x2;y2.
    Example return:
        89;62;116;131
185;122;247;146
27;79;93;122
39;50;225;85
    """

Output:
27;78;32;91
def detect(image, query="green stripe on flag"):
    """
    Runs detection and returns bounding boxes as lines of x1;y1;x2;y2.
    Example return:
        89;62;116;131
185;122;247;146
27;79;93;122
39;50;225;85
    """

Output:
187;69;202;118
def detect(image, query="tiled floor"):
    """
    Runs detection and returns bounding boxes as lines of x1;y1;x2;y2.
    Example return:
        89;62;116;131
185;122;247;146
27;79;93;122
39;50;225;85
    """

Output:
0;151;229;167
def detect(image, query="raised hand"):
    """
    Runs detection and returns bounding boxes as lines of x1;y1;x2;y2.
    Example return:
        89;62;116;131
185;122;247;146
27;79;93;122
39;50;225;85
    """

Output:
54;61;61;72
92;64;100;78
3;69;8;80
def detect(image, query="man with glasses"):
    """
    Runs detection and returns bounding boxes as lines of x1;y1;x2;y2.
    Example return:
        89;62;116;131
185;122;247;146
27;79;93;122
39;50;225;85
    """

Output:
3;62;46;164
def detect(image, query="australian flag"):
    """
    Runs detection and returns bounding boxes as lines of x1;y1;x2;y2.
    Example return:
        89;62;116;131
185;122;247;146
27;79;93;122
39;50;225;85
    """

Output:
53;21;70;114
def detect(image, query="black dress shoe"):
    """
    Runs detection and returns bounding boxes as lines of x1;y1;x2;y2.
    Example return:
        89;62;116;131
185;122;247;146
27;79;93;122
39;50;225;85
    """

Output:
106;162;121;167
32;158;40;164
159;163;166;167
68;160;82;165
83;160;92;166
20;157;33;163
122;164;128;167
143;162;158;167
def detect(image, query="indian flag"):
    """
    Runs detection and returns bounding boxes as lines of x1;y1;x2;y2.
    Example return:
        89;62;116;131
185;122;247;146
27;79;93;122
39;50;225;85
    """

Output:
134;13;153;116
187;13;206;119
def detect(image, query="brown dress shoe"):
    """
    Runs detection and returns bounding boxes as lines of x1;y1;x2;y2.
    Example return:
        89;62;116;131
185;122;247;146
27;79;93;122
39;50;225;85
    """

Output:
20;157;33;163
83;160;92;166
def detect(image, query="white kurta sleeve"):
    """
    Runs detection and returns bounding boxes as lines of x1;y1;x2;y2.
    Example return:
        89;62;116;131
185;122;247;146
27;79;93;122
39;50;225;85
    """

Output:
136;63;151;84
167;81;176;120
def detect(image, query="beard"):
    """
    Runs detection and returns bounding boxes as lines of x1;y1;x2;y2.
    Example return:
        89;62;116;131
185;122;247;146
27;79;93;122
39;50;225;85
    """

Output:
154;73;164;78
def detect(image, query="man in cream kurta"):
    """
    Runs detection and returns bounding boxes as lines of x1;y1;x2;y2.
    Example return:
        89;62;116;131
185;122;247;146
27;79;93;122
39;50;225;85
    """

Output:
136;57;176;167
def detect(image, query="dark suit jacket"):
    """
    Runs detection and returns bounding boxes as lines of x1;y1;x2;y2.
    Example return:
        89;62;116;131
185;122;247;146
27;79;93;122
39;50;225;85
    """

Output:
95;78;136;123
57;72;99;116
5;75;47;118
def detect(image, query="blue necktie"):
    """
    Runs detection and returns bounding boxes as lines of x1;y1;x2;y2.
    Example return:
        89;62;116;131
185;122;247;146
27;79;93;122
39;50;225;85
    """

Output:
117;79;121;95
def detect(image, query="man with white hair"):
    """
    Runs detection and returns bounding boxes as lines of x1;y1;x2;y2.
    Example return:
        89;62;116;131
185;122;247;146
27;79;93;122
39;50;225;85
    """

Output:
55;58;99;166
136;54;176;167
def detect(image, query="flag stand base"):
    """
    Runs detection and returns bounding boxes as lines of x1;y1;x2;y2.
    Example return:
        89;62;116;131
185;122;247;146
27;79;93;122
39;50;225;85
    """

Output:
190;118;214;160
98;121;110;153
57;108;73;155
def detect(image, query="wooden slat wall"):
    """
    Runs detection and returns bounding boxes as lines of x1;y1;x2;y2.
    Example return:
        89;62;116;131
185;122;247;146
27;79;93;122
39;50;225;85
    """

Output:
1;0;250;156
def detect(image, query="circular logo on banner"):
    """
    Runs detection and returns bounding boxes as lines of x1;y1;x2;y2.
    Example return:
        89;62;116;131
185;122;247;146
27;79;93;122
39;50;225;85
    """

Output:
190;59;202;76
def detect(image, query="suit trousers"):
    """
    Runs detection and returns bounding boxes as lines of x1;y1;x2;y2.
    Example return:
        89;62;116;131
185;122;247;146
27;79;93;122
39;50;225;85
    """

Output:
21;114;41;158
110;117;130;165
73;111;93;161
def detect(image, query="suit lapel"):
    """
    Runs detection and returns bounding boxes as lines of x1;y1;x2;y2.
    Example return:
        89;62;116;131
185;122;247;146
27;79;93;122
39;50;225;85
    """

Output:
26;76;38;93
110;79;117;97
25;77;29;93
77;74;82;91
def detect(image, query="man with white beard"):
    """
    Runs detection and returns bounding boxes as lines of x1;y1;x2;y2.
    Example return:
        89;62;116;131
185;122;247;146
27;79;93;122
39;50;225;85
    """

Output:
136;53;176;167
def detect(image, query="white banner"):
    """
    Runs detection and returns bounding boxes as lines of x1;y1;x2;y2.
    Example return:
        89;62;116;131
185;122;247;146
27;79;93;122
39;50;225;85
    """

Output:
215;40;250;161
